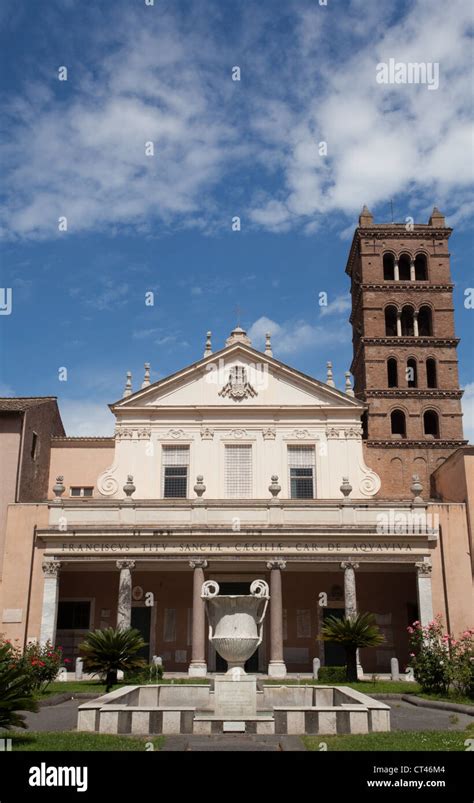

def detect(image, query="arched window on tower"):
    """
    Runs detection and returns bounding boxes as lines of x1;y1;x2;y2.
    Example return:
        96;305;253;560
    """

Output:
385;306;398;336
391;410;406;438
426;358;437;388
418;306;433;336
383;253;395;280
361;411;368;440
387;358;398;387
415;253;428;280
401;306;414;336
406;358;418;388
423;410;440;438
398;253;411;281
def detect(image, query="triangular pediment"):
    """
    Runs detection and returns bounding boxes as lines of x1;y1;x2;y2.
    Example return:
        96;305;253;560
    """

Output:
111;344;363;412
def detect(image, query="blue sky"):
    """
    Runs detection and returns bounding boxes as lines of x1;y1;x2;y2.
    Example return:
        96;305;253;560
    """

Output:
0;0;473;437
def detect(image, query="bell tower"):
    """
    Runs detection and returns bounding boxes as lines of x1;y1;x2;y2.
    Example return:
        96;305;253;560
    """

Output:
346;205;466;498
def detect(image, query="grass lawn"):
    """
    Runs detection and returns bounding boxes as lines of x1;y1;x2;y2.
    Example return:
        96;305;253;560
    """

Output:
304;723;474;752
0;731;165;751
416;691;474;707
39;677;211;699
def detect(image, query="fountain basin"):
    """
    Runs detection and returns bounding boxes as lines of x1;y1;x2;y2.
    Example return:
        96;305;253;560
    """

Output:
77;684;391;735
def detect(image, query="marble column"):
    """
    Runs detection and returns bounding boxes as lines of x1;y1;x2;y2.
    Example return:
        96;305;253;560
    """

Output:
413;311;419;337
116;560;135;629
410;259;416;281
394;260;400;281
341;560;363;677
40;560;62;646
341;561;359;619
415;561;433;626
396;310;402;337
267;559;287;678
188;560;208;677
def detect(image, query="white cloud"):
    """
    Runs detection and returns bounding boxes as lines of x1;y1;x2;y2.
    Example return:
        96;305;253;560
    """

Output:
1;15;236;239
249;0;474;227
319;294;351;317
462;383;474;444
1;0;473;237
248;315;346;357
59;399;115;436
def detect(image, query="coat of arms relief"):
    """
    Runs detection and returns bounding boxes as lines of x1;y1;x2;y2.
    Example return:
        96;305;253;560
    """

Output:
218;365;257;401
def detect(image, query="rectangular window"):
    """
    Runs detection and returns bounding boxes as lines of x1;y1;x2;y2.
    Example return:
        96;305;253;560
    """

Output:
31;432;38;460
162;446;189;498
70;487;94;497
288;446;315;499
57;601;91;630
225;444;252;498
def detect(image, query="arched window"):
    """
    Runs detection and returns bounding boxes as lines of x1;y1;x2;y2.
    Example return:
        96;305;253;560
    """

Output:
391;410;406;438
401;306;414;336
387;358;398;387
406;358;417;388
383;253;395;280
398;253;411;281
424;410;439;438
426;358;437;388
361;411;368;440
418;306;433;336
385;305;398;336
415;253;427;281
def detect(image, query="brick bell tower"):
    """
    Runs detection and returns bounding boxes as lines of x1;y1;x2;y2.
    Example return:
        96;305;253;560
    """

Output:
346;205;466;499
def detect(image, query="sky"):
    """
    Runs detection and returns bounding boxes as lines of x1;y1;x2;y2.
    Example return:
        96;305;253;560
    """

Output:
0;0;473;438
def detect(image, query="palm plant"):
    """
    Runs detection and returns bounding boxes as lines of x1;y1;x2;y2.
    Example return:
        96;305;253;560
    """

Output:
319;612;384;682
0;641;38;729
79;627;147;692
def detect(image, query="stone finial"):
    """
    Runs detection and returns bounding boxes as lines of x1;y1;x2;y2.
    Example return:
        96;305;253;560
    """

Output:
326;361;335;387
123;474;136;498
141;363;151;389
193;475;206;498
123;371;132;398
345;371;354;396
53;475;65;502
269;475;281;498
265;332;273;357
429;206;445;227
203;331;213;357
359;204;374;226
410;474;423;504
225;326;252;347
340;476;353;501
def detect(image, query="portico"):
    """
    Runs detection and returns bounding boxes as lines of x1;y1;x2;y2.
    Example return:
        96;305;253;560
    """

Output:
37;497;432;676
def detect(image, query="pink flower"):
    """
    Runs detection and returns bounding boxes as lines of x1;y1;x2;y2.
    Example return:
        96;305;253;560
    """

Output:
64;658;71;664
409;653;415;658
407;627;414;634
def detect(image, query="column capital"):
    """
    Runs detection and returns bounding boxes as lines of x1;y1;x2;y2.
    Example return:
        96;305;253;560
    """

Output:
415;560;432;576
341;560;359;571
116;560;136;571
266;559;286;571
42;560;62;578
189;559;208;570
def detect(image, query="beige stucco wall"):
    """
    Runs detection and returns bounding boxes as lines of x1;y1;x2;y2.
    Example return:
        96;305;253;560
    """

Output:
48;443;114;499
0;504;49;646
0;415;21;580
429;502;474;635
432;448;474;574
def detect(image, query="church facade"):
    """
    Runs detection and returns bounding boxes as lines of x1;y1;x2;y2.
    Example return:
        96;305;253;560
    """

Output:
0;208;472;678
